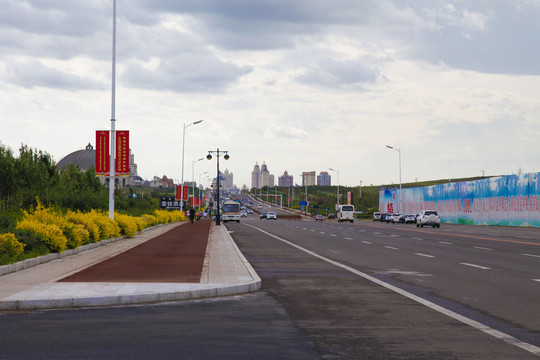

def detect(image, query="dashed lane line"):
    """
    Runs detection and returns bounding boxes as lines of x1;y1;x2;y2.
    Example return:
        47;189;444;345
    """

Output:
415;253;435;258
523;253;540;258
361;241;372;244
461;263;491;270
474;246;493;251
243;223;540;357
385;246;399;250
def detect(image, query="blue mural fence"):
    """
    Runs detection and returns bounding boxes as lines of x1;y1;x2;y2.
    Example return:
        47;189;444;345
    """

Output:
379;172;540;227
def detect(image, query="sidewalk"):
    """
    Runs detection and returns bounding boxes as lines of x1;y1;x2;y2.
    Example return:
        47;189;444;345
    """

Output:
0;220;260;311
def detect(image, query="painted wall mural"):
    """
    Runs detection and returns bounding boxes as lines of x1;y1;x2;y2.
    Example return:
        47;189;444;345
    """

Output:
379;173;540;227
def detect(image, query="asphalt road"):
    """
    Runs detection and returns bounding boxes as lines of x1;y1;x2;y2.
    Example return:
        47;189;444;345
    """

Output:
2;216;539;359
228;216;540;358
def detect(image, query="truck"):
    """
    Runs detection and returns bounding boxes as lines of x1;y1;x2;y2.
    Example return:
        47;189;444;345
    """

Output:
221;201;241;223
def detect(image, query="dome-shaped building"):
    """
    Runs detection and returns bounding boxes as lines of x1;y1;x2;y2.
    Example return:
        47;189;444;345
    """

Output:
57;143;96;171
57;143;142;187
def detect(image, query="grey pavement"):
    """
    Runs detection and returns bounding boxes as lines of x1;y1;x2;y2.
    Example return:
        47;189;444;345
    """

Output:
0;222;261;311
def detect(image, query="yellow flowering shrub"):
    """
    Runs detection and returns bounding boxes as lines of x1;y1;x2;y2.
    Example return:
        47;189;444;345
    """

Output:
114;213;138;237
63;222;90;248
66;210;101;242
153;209;187;224
16;218;68;252
88;210;121;240
0;233;25;258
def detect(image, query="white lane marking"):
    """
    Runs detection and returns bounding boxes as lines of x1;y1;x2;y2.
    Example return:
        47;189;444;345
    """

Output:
310;229;316;232
390;234;399;237
244;223;540;356
385;246;399;250
533;279;540;282
415;253;435;258
319;232;326;235
474;246;493;251
357;229;366;232
522;253;540;258
302;228;307;230
412;237;423;241
361;241;372;244
461;263;491;270
344;237;353;240
439;241;453;245
330;234;337;237
330;249;338;254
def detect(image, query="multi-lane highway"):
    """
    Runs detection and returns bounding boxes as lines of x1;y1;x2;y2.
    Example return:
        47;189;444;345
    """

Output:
227;210;540;358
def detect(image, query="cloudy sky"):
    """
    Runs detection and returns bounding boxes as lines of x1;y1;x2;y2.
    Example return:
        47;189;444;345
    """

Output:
1;0;539;188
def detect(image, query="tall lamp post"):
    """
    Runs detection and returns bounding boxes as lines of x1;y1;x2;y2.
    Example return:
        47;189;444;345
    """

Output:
192;157;204;209
207;149;229;225
108;0;117;220
386;145;402;213
329;168;340;210
180;120;203;211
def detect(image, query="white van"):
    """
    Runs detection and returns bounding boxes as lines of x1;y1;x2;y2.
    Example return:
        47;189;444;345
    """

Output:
337;205;355;223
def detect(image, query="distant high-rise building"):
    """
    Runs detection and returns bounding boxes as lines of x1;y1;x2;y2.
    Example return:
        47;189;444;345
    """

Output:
222;169;233;189
278;170;294;187
302;171;316;186
317;171;331;186
251;163;260;189
260;162;274;188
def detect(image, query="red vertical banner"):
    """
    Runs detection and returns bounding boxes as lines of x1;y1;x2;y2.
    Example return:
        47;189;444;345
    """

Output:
176;185;189;201
95;131;110;176
115;130;130;176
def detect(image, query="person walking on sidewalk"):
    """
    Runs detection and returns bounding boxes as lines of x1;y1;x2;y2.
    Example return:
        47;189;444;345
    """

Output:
189;208;196;224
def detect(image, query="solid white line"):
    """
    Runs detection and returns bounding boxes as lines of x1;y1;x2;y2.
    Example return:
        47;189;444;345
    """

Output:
474;246;493;251
522;253;540;258
415;253;435;258
243;222;540;357
384;246;399;250
461;263;491;270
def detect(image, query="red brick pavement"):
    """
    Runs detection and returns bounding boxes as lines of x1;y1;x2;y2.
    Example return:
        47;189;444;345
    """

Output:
58;219;211;283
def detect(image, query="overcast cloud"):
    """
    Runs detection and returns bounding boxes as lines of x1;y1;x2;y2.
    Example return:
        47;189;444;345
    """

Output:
1;0;539;188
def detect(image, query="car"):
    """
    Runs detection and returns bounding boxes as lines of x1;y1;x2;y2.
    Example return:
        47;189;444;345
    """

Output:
240;210;247;217
416;210;441;228
259;212;267;219
399;214;416;224
390;213;401;223
315;214;324;221
247;209;253;214
327;213;335;219
380;213;388;222
258;204;262;209
385;214;395;223
267;212;277;220
373;212;381;221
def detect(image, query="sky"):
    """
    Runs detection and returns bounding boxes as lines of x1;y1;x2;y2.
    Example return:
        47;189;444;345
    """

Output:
1;0;539;188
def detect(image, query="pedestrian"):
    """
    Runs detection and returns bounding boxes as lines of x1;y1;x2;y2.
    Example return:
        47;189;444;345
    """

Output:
189;208;196;224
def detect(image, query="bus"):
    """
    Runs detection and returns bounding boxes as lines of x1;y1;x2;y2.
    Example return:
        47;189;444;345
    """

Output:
221;201;241;223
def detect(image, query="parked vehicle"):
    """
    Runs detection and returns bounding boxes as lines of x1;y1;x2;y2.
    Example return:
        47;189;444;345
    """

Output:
390;214;401;223
416;210;441;228
267;212;277;220
373;212;381;221
380;213;388;222
328;213;335;219
337;205;355;223
385;214;395;223
399;214;416;224
315;214;324;222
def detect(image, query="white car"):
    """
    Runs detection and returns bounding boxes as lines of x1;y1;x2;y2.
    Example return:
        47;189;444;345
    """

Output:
416;210;441;228
267;212;277;220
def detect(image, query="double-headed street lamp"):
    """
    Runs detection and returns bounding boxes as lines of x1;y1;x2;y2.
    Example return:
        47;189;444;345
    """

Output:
207;149;229;225
180;120;203;211
386;145;402;213
329;168;340;210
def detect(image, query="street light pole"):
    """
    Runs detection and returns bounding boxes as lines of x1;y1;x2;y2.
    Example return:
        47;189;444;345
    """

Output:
180;120;203;211
198;171;208;211
386;145;402;213
207;149;229;225
108;0;117;220
329;168;340;210
192;157;204;209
